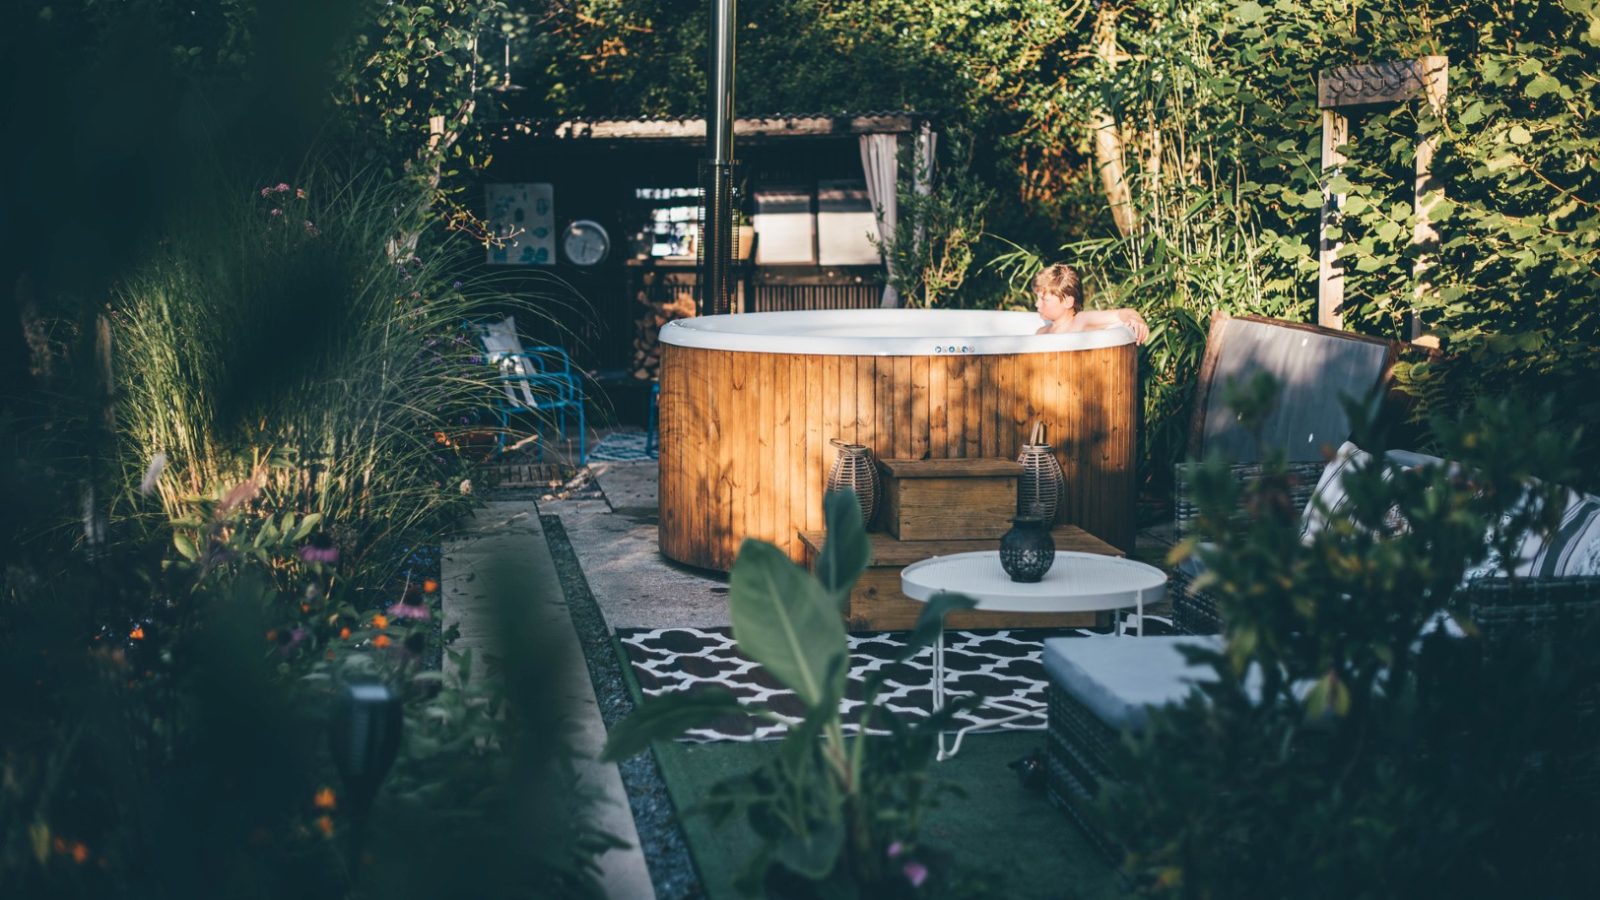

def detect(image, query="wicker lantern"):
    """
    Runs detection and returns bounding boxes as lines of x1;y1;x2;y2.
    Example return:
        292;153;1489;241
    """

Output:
1017;420;1065;524
826;438;880;527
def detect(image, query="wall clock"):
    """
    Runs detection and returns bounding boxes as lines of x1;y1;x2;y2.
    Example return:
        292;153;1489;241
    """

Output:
561;219;610;266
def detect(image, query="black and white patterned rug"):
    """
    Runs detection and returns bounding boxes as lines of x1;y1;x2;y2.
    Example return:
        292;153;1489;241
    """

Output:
618;626;1113;742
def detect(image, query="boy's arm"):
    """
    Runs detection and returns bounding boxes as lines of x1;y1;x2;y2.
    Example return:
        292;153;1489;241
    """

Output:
1073;308;1150;343
1071;309;1128;329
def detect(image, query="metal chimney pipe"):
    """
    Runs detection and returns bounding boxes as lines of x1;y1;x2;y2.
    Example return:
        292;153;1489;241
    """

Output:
699;0;738;315
709;0;737;167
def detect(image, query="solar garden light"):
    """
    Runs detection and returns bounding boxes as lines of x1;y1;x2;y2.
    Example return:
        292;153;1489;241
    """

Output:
329;678;403;856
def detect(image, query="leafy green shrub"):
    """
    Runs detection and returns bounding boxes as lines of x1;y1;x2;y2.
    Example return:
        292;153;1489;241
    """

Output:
603;492;991;897
1100;391;1600;896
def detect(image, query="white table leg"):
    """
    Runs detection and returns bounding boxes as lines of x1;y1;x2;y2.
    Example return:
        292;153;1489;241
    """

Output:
932;630;1046;762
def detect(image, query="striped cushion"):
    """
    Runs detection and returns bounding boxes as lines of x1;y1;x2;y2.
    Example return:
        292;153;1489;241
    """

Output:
1303;442;1599;580
1299;442;1443;541
1529;493;1600;577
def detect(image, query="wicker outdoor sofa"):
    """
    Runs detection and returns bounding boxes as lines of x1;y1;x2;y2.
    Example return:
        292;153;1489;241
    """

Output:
1042;444;1600;860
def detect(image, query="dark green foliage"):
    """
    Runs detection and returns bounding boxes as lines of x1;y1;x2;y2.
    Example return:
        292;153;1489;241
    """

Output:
1101;391;1600;896
881;132;998;309
1;5;610;892
0;487;619;897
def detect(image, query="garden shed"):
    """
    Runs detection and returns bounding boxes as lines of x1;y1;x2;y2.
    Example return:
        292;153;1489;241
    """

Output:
478;112;935;381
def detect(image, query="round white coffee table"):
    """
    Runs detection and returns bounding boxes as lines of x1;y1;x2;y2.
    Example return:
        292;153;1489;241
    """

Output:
900;550;1168;758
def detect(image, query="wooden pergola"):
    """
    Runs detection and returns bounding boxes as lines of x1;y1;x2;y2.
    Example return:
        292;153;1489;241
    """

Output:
1317;56;1449;342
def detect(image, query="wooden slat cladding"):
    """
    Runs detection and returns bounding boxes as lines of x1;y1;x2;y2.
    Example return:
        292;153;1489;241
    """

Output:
659;343;1137;571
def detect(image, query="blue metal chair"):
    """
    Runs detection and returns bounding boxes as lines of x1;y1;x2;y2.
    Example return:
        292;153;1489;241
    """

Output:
644;380;661;458
470;318;587;465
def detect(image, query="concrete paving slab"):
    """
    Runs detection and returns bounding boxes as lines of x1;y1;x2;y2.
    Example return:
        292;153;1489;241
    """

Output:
543;460;731;630
589;459;659;512
443;501;655;899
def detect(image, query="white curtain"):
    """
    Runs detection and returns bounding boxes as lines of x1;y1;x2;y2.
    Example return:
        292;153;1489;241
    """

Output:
913;124;937;247
859;134;900;308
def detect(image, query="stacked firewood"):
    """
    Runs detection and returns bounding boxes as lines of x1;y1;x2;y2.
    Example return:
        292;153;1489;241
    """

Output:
630;271;696;380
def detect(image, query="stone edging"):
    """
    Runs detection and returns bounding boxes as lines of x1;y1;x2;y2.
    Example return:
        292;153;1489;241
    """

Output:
539;514;703;900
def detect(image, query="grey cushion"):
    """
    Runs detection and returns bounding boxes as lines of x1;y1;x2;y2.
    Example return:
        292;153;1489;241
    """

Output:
1197;318;1392;464
1175;548;1209;583
1043;636;1224;732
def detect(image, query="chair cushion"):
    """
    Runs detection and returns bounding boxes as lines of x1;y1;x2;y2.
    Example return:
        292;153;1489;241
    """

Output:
1525;490;1600;577
1043;636;1224;732
1195;317;1392;464
1299;441;1443;541
1301;441;1599;581
478;316;530;375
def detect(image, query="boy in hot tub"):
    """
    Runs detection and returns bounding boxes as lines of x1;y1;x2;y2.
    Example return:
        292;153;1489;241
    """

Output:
1033;263;1150;343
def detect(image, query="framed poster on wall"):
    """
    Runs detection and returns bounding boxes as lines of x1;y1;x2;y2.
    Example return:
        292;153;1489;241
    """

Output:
485;183;555;265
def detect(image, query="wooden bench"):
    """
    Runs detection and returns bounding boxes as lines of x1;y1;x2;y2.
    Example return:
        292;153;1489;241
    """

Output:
799;526;1123;631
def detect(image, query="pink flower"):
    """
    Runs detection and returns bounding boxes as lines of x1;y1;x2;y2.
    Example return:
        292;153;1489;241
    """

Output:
270;208;283;217
260;186;272;198
886;841;904;859
902;861;928;889
275;182;291;193
386;601;431;621
279;627;309;655
298;543;339;565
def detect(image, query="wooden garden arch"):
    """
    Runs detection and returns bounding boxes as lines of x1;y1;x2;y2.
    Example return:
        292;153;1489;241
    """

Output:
1317;55;1448;342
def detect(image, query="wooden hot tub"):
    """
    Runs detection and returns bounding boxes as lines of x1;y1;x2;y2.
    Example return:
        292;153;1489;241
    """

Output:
657;309;1137;571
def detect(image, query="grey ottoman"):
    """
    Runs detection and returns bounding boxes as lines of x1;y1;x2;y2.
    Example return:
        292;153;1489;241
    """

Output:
1042;635;1223;858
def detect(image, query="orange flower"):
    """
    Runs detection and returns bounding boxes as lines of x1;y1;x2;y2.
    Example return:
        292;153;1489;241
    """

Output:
313;787;336;810
339;627;351;640
315;815;335;837
265;629;278;643
129;625;145;641
422;579;439;594
301;603;310;614
372;635;392;649
71;842;88;864
371;614;389;630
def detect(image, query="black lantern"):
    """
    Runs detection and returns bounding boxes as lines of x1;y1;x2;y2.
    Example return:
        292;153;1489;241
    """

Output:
999;514;1056;583
329;679;403;816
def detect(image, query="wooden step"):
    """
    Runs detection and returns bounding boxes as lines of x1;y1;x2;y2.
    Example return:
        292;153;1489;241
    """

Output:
877;457;1023;541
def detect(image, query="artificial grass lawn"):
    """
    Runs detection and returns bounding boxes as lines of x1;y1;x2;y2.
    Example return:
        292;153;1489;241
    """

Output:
613;634;1123;898
652;735;1124;899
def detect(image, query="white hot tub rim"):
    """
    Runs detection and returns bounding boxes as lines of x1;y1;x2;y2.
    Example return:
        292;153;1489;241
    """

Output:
657;309;1134;356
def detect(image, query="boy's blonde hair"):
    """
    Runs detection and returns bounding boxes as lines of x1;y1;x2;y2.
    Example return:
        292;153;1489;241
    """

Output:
1032;264;1082;306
